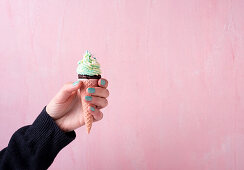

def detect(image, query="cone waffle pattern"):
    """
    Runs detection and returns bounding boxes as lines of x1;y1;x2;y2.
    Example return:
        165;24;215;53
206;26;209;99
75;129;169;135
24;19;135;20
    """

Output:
80;79;98;134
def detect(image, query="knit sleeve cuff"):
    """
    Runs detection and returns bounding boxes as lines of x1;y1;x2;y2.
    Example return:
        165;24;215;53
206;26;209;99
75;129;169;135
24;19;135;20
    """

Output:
26;106;76;154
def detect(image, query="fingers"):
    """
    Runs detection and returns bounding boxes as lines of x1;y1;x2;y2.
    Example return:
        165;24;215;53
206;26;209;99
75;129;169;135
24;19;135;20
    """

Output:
84;95;108;109
98;78;108;88
55;80;82;103
86;87;109;98
89;106;103;121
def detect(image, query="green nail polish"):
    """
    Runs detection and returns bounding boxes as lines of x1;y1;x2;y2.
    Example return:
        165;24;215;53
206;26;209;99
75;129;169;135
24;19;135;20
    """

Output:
101;79;106;86
88;88;95;93
72;80;80;86
85;96;92;101
90;107;95;111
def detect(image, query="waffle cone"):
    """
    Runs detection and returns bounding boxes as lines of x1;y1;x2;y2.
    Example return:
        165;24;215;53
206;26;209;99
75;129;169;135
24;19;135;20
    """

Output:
80;79;98;134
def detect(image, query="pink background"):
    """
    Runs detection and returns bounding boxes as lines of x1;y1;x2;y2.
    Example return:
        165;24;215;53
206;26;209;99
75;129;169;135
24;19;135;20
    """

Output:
0;0;244;170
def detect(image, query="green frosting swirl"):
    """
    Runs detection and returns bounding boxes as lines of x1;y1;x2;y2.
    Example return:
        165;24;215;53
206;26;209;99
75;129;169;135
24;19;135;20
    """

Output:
76;50;101;76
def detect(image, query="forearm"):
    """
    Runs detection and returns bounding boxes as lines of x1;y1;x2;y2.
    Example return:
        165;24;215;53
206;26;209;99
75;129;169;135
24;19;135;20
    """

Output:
0;106;76;170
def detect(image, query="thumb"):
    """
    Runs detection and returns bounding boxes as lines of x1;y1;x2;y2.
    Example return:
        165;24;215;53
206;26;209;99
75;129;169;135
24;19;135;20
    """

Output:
55;80;82;102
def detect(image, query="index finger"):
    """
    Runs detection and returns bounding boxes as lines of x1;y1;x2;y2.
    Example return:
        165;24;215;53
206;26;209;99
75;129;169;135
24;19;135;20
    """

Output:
98;78;108;88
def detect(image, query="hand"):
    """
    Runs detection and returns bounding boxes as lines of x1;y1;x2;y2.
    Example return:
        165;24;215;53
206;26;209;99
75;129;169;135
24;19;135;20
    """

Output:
46;78;109;132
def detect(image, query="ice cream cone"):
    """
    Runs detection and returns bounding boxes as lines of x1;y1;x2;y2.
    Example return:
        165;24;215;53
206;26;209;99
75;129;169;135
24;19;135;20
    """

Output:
76;50;102;134
79;77;99;134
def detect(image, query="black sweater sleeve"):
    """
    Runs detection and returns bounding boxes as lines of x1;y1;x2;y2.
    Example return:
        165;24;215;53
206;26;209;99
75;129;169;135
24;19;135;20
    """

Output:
0;106;76;170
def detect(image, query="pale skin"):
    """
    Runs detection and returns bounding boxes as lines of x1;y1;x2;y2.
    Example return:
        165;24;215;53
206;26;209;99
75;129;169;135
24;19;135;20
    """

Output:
46;78;109;132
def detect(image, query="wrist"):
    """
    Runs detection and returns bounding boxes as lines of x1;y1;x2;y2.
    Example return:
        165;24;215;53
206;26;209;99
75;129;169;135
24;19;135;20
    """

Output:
45;106;65;132
54;118;71;132
55;118;64;131
46;104;59;121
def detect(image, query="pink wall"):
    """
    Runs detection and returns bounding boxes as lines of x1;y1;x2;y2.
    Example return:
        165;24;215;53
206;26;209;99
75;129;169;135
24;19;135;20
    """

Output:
0;0;244;169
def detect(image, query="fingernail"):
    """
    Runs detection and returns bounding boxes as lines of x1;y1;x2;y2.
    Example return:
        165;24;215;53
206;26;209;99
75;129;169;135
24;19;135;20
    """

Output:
90;107;95;111
85;96;92;101
72;80;80;86
88;88;95;93
101;79;106;86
